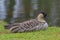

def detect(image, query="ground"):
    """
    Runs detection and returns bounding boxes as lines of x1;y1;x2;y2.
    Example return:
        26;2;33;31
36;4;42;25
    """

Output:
0;21;60;40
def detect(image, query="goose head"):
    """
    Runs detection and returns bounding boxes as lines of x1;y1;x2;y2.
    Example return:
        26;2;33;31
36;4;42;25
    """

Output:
37;11;48;22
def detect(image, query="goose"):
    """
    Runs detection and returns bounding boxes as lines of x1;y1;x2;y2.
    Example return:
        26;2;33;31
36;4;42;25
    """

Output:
4;11;48;33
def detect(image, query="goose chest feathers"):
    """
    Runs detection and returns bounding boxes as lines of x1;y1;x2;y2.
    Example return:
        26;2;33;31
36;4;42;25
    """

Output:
4;11;48;33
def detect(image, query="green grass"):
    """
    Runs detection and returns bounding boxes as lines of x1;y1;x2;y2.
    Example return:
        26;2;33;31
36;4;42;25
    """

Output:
0;21;60;40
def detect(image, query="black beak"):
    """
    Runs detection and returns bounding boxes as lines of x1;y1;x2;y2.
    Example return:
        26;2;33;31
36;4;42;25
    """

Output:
45;16;48;19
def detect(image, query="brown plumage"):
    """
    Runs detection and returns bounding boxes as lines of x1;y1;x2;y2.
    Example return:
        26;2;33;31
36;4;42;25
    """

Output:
4;11;48;33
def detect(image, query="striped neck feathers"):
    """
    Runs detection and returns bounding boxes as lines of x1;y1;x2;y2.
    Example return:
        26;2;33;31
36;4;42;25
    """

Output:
37;14;46;22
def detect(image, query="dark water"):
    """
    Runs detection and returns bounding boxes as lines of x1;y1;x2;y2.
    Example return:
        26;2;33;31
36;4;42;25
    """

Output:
0;0;60;26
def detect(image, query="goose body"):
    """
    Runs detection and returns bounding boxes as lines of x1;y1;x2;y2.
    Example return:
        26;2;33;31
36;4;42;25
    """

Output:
4;11;48;33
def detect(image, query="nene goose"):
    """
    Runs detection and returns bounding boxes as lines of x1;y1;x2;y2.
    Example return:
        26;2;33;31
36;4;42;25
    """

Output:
4;11;48;33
